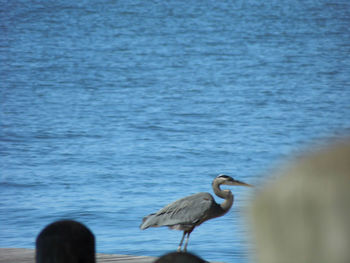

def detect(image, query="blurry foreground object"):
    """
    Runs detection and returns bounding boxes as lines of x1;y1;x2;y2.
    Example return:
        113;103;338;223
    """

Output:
36;220;95;263
154;251;207;263
251;138;350;263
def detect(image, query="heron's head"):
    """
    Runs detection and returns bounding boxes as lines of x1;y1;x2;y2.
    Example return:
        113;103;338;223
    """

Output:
215;174;253;187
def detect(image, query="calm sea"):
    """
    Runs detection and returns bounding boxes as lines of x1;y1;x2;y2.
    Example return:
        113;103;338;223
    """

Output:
1;0;349;262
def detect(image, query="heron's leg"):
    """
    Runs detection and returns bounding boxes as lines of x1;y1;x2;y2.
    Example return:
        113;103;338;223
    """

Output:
177;231;186;252
183;229;193;252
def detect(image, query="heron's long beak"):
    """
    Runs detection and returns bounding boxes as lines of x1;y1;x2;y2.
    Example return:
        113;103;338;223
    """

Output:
232;179;253;187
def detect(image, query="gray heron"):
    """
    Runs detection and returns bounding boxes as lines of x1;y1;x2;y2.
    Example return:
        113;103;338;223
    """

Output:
140;174;252;251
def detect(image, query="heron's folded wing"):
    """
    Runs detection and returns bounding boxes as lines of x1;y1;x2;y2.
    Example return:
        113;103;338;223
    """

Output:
141;192;214;229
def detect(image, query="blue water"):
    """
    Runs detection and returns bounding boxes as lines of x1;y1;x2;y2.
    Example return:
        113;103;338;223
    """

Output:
1;0;350;262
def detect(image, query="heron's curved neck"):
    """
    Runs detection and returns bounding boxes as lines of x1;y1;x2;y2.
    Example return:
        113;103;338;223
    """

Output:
212;180;234;213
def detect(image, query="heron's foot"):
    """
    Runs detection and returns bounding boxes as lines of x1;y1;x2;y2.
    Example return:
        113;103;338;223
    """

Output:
177;246;181;252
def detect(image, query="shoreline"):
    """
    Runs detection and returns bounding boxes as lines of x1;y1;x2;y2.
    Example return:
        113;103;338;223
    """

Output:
0;248;156;263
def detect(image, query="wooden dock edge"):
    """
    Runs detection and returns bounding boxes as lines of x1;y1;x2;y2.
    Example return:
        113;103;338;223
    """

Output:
0;248;156;263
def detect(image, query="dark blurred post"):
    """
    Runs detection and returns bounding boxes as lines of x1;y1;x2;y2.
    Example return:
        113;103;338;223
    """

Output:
36;220;95;263
250;138;350;263
154;251;207;263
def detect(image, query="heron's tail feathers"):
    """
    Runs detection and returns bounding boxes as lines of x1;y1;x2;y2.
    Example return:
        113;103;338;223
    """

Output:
140;213;156;230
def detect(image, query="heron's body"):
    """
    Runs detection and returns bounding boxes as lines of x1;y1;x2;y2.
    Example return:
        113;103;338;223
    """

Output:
140;192;228;231
140;174;252;251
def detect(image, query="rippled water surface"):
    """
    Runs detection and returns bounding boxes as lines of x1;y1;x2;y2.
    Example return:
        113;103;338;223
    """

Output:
1;1;350;262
